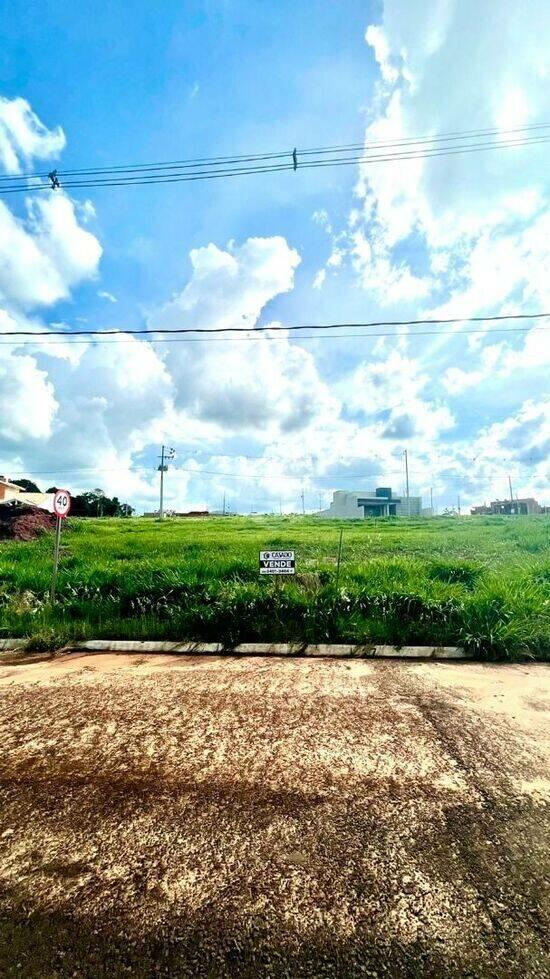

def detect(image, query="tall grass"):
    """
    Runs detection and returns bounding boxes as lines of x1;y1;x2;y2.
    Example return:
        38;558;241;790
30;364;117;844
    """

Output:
0;516;548;659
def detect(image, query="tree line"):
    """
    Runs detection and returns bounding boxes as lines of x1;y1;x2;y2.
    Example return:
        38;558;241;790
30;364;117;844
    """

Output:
12;480;134;517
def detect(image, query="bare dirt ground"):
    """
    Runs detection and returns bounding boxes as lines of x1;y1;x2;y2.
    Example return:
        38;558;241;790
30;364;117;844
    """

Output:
0;653;548;978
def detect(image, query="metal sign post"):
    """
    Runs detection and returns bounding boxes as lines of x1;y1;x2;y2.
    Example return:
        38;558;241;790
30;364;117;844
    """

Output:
335;527;344;589
50;490;71;604
50;516;62;603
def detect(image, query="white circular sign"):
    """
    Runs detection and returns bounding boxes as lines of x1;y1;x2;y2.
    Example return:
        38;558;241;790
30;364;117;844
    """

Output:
53;489;71;518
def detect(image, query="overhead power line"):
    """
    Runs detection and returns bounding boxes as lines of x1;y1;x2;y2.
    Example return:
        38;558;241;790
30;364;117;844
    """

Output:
2;326;548;349
2;311;548;340
0;122;549;196
4;463;540;484
1;121;548;182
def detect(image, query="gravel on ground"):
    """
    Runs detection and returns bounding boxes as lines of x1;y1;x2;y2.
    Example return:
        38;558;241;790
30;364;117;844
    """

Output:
0;653;548;978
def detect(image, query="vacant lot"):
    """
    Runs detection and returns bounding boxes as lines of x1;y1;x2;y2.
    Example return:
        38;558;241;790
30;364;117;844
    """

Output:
0;515;548;657
0;654;548;977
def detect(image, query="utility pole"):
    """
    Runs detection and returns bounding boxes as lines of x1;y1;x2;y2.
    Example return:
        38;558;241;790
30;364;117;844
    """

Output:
158;445;175;519
403;450;410;517
222;492;226;516
508;475;514;502
279;497;282;516
301;488;305;515
430;486;434;516
457;494;461;516
318;493;322;512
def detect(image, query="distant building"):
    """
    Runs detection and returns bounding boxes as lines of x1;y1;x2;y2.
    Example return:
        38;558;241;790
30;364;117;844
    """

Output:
0;477;53;511
316;488;422;519
471;497;542;516
0;477;23;501
143;509;209;518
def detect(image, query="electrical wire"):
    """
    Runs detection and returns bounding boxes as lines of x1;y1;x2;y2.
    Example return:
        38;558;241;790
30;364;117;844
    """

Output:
1;126;549;195
2;311;548;339
2;326;548;348
1;120;548;184
4;464;539;484
2;136;549;194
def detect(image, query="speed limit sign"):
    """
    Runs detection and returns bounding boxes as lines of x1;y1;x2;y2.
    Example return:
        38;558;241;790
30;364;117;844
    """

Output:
53;489;71;518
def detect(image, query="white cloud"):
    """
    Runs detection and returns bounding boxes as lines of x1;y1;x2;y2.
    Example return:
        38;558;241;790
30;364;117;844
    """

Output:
350;228;432;304
341;348;455;441
0;194;102;308
312;268;326;289
0;349;58;440
365;24;399;84
152;236;339;437
308;0;549;321
0;96;65;174
97;290;117;303
469;400;550;495
359;1;550;251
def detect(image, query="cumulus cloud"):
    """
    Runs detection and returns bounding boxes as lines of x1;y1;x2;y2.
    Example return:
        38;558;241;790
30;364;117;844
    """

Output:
0;96;65;174
0;349;58;441
0;194;102;308
341;348;455;441
443;323;550;394
150;236;338;437
313;0;550;320
0;218;344;509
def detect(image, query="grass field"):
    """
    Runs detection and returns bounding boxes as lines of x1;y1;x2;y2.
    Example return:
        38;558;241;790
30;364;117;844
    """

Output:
0;515;548;658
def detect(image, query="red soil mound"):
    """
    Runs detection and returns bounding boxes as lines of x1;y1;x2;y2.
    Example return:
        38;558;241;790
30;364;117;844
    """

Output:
0;504;56;541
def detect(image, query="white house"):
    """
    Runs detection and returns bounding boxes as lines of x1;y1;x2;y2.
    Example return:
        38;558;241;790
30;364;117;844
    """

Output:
0;477;55;512
316;488;422;519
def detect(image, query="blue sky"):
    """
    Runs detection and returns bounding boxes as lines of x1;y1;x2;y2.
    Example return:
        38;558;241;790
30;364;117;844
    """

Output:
0;0;548;514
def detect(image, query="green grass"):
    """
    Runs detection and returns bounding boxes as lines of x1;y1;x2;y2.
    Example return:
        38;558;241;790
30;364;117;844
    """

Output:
0;515;548;659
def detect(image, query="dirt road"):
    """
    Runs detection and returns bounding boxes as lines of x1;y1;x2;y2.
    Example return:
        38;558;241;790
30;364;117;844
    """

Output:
0;653;548;978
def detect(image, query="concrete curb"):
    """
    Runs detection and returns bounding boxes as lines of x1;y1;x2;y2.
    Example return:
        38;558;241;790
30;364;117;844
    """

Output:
0;638;471;660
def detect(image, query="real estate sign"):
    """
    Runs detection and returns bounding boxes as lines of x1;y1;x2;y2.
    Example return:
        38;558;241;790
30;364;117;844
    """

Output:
259;550;295;575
